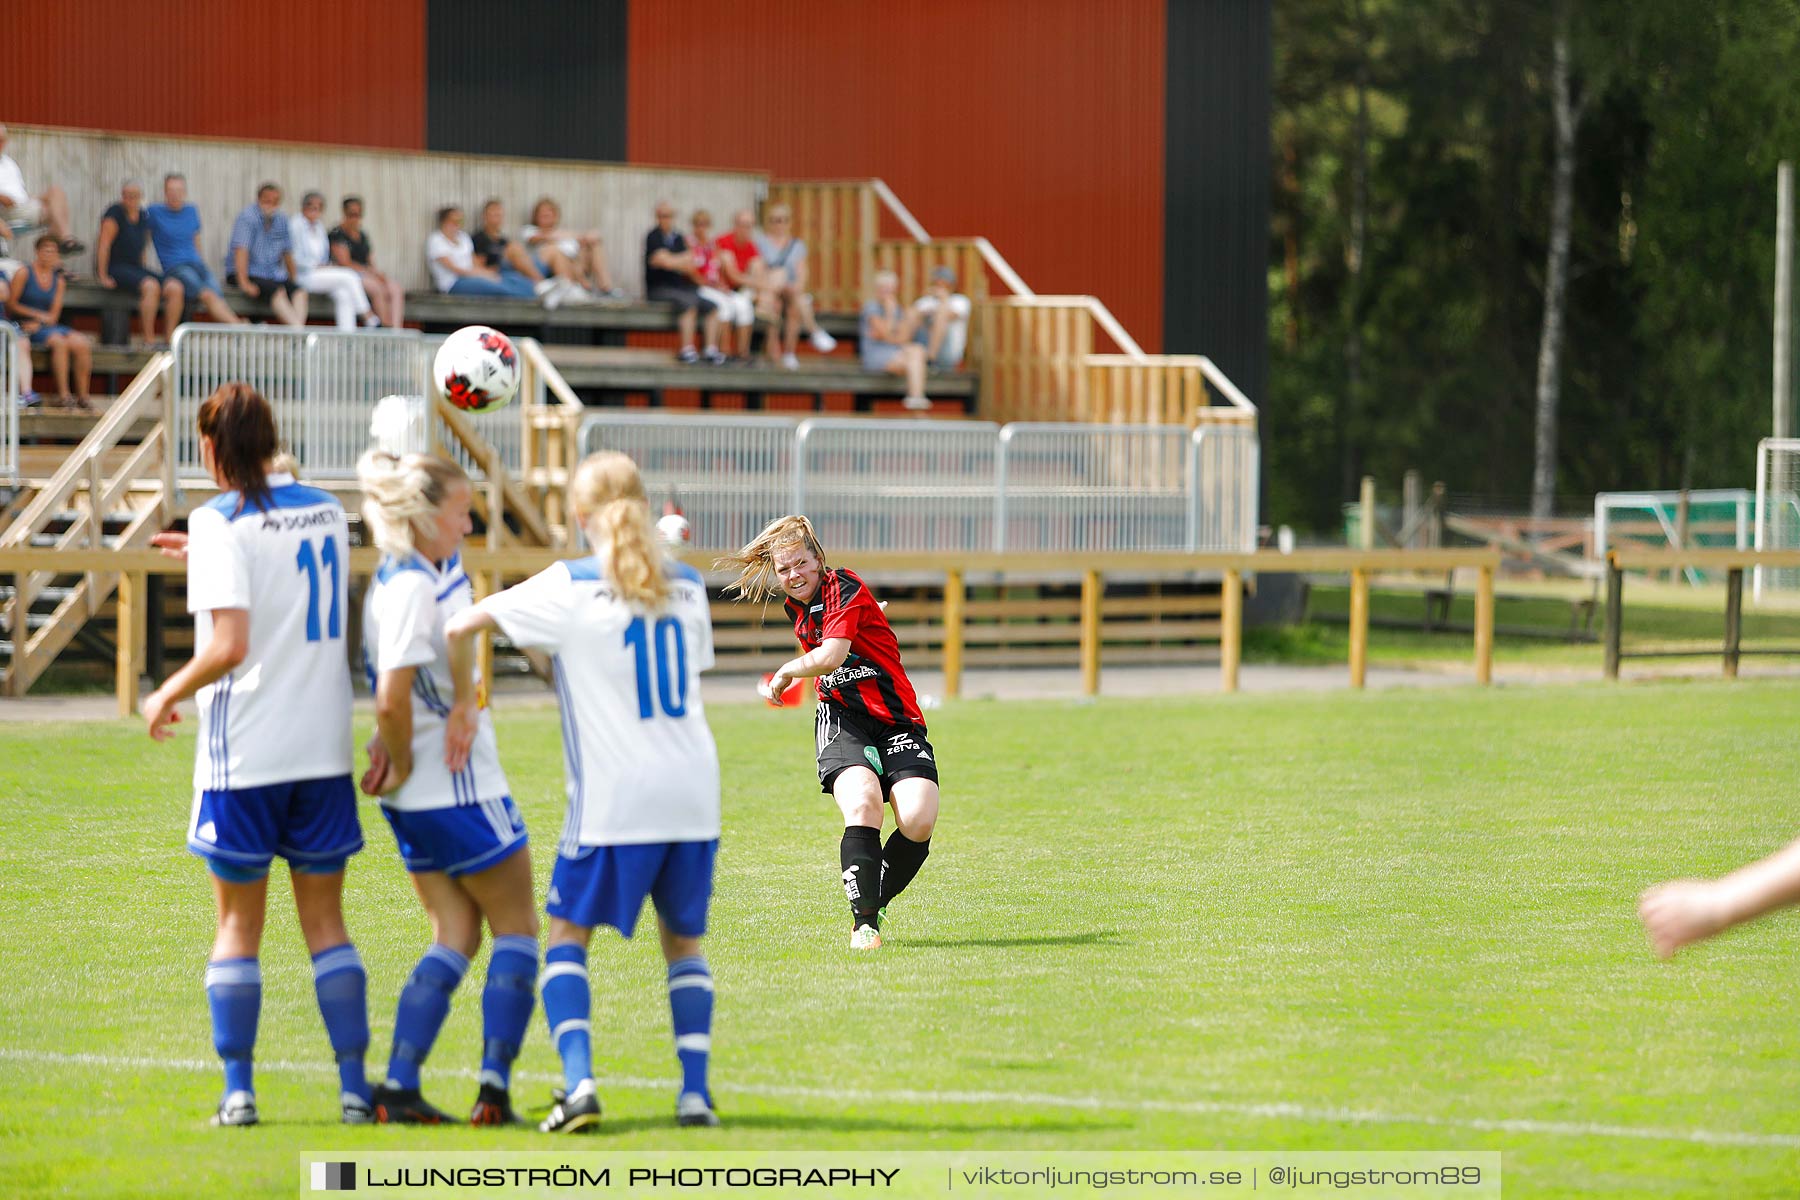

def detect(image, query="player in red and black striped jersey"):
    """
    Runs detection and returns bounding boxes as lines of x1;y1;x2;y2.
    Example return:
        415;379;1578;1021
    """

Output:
721;516;939;951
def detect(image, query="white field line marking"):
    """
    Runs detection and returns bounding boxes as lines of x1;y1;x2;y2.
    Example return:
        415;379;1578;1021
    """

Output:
3;1047;1795;1150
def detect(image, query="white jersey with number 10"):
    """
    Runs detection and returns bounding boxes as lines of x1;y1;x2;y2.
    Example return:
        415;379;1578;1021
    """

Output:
475;558;719;854
185;473;353;792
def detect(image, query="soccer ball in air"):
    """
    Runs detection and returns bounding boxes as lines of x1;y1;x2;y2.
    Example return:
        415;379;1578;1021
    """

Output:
656;513;692;546
434;325;520;414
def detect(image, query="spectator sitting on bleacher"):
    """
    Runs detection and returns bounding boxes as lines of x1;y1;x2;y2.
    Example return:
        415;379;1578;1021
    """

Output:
291;191;379;331
714;209;762;362
523;197;624;299
912;265;971;369
691;210;749;364
427;206;535;300
859;270;929;412
145;174;244;326
329;196;405;329
0;280;38;407
227;183;308;328
97;180;181;346
755;203;837;370
473;199;586;309
7;235;95;411
644;201;715;365
0;123;83;258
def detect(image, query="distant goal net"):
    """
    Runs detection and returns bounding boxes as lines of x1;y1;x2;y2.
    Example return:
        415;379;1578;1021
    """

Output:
1754;438;1800;601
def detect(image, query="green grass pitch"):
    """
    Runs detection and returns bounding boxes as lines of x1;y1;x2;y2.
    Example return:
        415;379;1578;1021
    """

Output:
3;682;1799;1197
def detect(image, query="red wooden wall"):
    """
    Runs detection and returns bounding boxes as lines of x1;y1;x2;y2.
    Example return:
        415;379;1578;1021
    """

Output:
6;1;425;149
626;0;1168;350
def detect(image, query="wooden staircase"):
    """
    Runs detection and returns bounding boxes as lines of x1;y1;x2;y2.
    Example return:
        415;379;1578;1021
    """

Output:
1;354;176;695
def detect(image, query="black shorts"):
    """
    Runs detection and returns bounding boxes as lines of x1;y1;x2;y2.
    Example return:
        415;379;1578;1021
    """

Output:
648;280;716;315
815;699;938;798
231;274;302;300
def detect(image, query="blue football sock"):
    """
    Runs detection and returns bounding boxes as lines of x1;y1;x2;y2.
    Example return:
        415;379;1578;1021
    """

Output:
480;934;538;1090
540;943;592;1092
205;957;260;1098
386;944;468;1091
312;943;372;1103
666;956;714;1103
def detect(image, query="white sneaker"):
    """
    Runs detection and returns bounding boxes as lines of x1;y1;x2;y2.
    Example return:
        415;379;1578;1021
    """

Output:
781;353;800;371
538;279;564;311
902;395;932;412
561;283;601;306
810;328;838;353
533;277;559;298
212;1089;259;1127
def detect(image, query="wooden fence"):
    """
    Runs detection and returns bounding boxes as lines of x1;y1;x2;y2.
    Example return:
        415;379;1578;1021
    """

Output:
0;547;1506;718
766;180;1261;432
1604;547;1800;678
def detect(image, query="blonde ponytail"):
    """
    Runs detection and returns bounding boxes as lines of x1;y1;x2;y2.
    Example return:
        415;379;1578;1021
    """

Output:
357;449;469;559
716;514;827;600
571;452;671;611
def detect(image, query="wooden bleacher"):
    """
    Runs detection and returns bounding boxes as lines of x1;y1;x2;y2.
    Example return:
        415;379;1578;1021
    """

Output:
41;280;966;411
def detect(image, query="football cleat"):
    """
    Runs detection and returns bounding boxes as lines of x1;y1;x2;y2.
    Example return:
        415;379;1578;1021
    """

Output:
340;1092;374;1125
850;924;883;951
469;1083;526;1127
676;1092;721;1127
372;1085;452;1125
539;1080;601;1134
211;1090;258;1127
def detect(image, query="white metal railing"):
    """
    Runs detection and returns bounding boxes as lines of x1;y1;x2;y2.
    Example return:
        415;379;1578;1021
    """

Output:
1192;425;1260;552
796;417;1001;553
580;411;800;553
997;424;1190;552
0;322;18;484
170;324;525;482
575;412;1262;555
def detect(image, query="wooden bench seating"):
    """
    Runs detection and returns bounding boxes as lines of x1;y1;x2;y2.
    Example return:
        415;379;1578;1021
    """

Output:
53;280;859;341
29;306;974;413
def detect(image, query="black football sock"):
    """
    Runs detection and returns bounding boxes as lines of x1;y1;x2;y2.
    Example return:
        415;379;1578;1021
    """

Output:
839;826;883;928
879;829;931;907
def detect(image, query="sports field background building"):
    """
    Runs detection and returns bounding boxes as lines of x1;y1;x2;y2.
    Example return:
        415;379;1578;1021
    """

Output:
7;0;1270;407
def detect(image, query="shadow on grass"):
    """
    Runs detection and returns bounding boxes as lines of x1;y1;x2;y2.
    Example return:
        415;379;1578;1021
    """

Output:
900;930;1125;950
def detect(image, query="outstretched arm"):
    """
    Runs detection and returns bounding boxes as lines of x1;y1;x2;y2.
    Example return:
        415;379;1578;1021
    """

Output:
762;637;851;704
1639;836;1800;958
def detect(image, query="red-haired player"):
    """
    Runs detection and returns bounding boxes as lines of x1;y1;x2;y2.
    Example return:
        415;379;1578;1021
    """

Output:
720;516;938;950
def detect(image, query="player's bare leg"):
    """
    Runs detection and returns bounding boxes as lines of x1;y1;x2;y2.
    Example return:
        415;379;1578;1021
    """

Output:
832;766;885;948
1639;834;1800;958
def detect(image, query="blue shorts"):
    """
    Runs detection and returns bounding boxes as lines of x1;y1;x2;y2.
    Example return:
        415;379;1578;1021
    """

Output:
26;323;74;346
109;264;162;291
187;774;362;882
548;839;717;938
382;796;528;877
164;261;222;299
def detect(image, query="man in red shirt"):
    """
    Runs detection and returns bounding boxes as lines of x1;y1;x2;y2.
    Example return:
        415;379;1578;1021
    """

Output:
721;516;939;951
713;210;763;362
